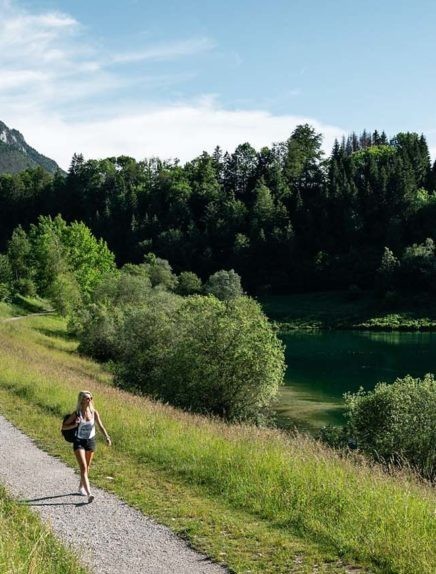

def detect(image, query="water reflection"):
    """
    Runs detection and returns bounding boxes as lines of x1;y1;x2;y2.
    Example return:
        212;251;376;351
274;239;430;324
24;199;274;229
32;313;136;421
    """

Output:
274;331;436;431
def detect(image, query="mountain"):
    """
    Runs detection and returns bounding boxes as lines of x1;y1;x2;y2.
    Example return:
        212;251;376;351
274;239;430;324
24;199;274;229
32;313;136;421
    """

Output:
0;120;64;175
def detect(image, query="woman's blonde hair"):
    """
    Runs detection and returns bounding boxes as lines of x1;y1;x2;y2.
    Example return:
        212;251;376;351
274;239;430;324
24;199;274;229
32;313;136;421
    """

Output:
76;390;94;414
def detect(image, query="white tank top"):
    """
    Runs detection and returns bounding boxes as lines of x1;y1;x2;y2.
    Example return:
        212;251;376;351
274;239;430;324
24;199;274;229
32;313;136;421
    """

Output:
77;412;95;440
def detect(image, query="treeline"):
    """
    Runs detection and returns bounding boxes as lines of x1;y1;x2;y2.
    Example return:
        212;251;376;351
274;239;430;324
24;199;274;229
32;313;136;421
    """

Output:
0;125;435;294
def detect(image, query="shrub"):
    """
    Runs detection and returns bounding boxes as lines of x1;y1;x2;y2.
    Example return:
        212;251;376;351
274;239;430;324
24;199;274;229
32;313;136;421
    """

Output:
143;253;177;290
14;277;37;297
72;287;181;363
344;374;436;479
0;283;10;301
113;300;177;394
398;238;435;292
204;269;243;300
6;226;33;287
71;303;125;362
115;295;285;422
93;271;151;307
0;254;12;286
47;272;82;316
377;247;400;293
176;271;202;295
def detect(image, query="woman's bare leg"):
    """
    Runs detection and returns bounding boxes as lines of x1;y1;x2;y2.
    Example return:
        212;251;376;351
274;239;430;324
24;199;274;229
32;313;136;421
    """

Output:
85;450;94;475
74;448;91;496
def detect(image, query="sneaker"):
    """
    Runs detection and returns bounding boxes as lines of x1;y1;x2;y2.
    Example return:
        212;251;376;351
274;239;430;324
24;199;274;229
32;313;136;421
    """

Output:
88;494;95;503
78;486;87;496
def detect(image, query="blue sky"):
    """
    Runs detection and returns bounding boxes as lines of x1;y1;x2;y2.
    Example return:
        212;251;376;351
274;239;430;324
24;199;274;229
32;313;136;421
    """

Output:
2;0;436;168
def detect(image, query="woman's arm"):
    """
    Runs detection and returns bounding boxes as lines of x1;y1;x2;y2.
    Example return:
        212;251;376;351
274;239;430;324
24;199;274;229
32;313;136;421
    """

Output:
61;413;80;430
94;410;111;445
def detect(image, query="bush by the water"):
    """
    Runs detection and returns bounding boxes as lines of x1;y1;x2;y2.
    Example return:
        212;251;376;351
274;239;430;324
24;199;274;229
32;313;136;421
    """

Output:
111;295;284;421
342;374;436;479
70;261;284;422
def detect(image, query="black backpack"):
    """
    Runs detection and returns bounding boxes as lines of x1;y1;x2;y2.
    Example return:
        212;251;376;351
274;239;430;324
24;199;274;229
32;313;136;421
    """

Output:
61;413;78;443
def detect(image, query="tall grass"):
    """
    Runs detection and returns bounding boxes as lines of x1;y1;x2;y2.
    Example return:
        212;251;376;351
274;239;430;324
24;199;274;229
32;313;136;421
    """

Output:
0;313;435;573
0;485;88;574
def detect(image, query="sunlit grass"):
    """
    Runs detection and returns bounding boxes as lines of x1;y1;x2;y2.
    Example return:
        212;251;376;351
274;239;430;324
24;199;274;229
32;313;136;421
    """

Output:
0;295;52;318
0;484;88;574
0;311;435;573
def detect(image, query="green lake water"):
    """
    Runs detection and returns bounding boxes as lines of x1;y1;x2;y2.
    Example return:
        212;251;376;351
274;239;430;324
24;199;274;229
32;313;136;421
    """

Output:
274;331;436;432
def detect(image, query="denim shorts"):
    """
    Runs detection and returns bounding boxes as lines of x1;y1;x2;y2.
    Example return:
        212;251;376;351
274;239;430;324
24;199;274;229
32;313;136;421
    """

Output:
73;437;96;452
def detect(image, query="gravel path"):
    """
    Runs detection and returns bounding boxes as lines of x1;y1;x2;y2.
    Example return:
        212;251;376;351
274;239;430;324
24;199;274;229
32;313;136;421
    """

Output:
0;414;227;574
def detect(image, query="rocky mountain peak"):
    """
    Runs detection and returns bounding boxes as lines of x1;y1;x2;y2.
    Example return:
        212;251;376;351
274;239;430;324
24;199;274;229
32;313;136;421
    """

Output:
0;120;64;175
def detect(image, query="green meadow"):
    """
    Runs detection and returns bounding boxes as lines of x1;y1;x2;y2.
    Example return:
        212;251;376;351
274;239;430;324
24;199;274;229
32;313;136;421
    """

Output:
0;308;435;574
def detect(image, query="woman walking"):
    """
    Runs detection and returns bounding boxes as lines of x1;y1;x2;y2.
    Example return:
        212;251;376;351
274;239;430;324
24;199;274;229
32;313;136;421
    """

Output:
62;391;111;503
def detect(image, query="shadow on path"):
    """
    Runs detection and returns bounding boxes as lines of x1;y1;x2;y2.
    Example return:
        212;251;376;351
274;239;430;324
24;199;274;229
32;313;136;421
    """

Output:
20;492;89;507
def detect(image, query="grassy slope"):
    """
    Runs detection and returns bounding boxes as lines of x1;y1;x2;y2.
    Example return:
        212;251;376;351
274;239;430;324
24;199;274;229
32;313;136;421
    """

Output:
0;295;52;319
259;291;436;331
0;310;434;574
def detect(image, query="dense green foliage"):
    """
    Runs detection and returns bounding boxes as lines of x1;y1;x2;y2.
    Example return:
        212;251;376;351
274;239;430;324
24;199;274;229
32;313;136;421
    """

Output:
1;125;435;295
204;268;243;300
322;374;436;480
70;266;285;422
344;374;436;480
115;295;285;421
175;270;202;295
3;215;115;313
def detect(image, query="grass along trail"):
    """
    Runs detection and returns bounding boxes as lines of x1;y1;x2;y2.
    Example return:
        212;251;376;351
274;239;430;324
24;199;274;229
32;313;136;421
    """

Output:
0;414;226;574
0;311;434;573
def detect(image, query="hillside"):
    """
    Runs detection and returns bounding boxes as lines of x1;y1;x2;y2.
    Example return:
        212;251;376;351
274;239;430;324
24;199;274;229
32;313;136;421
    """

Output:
0;120;63;175
0;304;434;574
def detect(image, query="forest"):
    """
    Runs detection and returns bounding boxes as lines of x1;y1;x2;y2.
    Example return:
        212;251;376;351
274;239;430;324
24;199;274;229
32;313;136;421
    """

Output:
0;124;435;297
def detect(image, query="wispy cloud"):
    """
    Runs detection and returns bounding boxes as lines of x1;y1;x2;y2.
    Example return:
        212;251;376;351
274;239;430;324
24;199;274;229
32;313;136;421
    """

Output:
111;37;216;64
0;1;214;115
0;1;103;112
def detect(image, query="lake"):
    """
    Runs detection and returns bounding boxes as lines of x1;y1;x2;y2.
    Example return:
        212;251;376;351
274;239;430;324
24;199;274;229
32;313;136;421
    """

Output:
274;330;436;432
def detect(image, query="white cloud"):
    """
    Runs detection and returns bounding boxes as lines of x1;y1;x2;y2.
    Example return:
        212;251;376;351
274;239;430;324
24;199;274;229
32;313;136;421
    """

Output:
1;69;49;89
13;101;345;170
111;37;216;64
